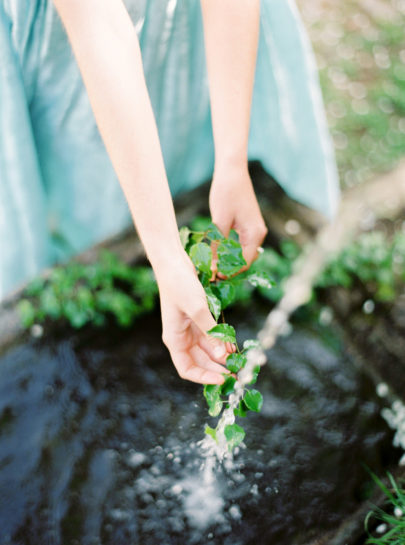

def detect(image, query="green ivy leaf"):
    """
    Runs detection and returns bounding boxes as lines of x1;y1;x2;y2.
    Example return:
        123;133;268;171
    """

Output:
217;239;246;277
243;339;261;351
228;229;240;242
205;425;218;442
221;376;236;396
243;389;263;412
224;423;245;450
234;400;248;418
249;365;261;385
179;226;191;248
247;271;275;290
206;222;225;242
190;233;205;245
203;384;222;417
213;281;235;309
226;353;247;373
208;399;222;417
189;242;212;275
207;323;236;344
204;287;222;321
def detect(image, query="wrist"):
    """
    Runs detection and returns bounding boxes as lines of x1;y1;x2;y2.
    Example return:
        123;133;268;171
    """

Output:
213;154;249;181
147;239;185;274
148;242;192;284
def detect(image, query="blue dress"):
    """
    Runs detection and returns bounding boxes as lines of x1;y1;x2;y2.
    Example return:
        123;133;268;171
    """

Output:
0;0;340;300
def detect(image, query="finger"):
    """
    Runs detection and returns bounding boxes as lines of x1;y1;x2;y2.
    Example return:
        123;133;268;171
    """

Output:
188;300;228;356
242;224;268;269
225;341;235;353
170;349;226;385
190;345;230;375
241;244;260;270
198;333;228;364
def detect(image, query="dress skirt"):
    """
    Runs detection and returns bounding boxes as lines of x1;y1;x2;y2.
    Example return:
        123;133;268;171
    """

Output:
0;0;340;300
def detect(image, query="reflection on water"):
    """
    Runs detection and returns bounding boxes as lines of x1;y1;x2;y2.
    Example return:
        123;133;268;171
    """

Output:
0;303;396;545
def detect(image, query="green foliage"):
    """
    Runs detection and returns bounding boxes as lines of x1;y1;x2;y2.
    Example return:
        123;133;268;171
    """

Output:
224;424;246;451
204;287;222;321
18;251;158;329
365;472;405;544
246;229;405;307
226;353;247;373
183;221;274;453
189;242;212;276
317;231;405;302
243;389;263;412
216;236;247;276
207;323;236;344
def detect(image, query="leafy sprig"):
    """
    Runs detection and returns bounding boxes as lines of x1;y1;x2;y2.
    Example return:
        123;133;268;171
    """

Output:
18;251;158;329
182;221;273;452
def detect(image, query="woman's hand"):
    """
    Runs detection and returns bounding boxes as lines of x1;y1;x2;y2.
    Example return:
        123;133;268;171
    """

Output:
155;249;231;384
209;163;267;274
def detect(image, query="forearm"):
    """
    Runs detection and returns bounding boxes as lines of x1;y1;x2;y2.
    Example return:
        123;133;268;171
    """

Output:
200;0;260;174
53;0;182;270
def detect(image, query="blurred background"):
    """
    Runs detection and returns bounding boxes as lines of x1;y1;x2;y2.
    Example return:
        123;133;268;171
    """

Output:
299;0;405;187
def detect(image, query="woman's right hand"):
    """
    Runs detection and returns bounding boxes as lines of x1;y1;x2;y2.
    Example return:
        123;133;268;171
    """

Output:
154;249;231;384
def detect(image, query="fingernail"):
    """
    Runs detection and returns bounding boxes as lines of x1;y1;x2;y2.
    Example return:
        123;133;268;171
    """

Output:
214;345;226;359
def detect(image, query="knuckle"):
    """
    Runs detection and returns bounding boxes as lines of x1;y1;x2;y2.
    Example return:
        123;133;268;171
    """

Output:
256;223;268;239
161;331;171;347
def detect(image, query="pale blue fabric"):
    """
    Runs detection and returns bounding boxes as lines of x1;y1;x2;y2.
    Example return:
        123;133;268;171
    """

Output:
0;0;340;299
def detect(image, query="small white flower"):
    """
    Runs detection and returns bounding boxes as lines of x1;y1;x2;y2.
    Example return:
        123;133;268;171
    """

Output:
376;523;387;534
394;507;403;518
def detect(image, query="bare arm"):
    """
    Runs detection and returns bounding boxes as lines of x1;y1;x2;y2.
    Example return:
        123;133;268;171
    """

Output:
53;0;180;269
200;0;267;269
53;0;230;383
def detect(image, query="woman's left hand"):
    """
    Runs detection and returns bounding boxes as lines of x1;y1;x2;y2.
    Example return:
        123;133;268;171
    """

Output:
209;164;267;276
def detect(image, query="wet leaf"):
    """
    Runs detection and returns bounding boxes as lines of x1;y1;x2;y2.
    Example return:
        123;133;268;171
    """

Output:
221;376;236;396
243;339;261;351
179;226;191;248
203;384;221;406
207;323;236;344
206;222;225;241
217;239;246;277
213;281;235;309
249;365;261;385
234;401;248;418
189;243;212;275
243;389;263;412
208;399;222;417
224;423;245;450
248;271;275;290
205;425;218;442
226;353;247;373
228;229;240;242
204;287;221;321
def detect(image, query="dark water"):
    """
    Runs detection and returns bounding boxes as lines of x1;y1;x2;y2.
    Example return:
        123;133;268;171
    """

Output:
0;303;396;545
